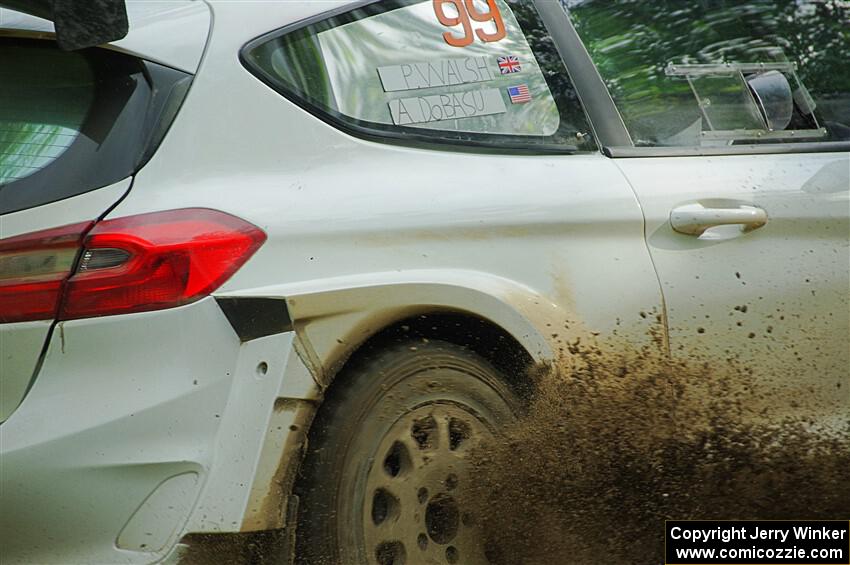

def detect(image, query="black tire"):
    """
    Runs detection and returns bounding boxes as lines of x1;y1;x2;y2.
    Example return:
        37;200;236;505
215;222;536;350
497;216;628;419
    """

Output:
294;339;522;565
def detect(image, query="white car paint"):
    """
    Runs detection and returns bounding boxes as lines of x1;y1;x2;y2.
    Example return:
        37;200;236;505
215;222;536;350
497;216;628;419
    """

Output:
0;0;211;73
2;299;236;563
0;1;847;563
1;297;319;563
616;153;850;423
0;178;131;422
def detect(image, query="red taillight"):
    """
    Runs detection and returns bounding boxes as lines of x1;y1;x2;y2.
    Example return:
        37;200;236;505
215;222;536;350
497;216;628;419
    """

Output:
0;209;266;324
60;209;266;320
0;222;92;323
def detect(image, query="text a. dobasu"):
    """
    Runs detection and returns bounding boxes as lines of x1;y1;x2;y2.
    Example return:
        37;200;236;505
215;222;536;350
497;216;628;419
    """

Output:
388;88;507;126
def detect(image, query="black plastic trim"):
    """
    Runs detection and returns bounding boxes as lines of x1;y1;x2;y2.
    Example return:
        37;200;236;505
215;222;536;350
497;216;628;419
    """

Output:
534;1;632;148
604;141;850;158
216;297;293;343
137;63;194;169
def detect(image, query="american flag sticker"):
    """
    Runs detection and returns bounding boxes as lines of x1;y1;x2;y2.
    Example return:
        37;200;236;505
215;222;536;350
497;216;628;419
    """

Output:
507;84;532;104
497;55;521;75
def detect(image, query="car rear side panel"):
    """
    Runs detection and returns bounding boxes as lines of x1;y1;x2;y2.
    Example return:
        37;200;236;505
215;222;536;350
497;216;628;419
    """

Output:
0;298;239;564
0;179;131;423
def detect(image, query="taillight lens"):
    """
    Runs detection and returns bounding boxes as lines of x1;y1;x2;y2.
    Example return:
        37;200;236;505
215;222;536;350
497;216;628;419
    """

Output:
0;209;266;324
60;209;266;320
0;222;91;323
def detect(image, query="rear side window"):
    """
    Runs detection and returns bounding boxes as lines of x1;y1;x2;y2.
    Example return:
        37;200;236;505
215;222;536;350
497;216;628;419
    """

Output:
1;46;93;184
0;39;192;215
566;0;850;148
242;0;596;152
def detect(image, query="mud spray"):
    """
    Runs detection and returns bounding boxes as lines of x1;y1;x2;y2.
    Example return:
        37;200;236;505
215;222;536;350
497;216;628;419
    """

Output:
180;328;848;564
462;335;850;565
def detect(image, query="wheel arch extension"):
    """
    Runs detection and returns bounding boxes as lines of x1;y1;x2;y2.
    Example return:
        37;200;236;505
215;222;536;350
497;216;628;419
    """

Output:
279;272;559;390
342;310;538;400
214;272;561;537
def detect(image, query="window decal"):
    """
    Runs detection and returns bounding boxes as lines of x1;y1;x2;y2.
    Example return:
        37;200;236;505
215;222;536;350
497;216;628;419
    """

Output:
377;56;496;92
242;0;598;151
433;0;507;47
496;55;522;75
507;84;532;104
316;0;559;136
388;88;507;125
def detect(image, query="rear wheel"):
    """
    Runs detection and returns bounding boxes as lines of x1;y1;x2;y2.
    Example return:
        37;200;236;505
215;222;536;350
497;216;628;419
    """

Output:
295;340;522;565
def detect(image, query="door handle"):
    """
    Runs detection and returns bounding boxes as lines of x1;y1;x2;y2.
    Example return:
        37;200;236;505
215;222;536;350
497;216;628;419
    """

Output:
670;203;768;236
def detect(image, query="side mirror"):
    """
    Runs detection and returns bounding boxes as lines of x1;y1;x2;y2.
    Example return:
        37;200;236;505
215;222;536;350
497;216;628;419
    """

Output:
746;70;793;131
0;0;128;51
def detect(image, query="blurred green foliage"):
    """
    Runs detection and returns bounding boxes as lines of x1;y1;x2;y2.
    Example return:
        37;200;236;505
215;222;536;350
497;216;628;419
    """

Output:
567;0;850;144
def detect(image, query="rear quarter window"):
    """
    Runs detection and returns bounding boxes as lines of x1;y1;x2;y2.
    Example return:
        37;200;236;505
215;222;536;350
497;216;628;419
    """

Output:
0;46;93;184
242;0;596;153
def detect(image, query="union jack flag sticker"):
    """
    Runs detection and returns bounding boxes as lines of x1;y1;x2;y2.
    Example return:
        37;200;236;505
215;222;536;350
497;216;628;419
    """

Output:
497;55;521;75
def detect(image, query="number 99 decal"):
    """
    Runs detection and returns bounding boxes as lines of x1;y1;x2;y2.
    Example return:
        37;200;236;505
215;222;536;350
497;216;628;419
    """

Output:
433;0;507;47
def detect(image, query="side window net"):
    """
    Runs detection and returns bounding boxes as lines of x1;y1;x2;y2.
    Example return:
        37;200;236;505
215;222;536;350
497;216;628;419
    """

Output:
242;0;596;152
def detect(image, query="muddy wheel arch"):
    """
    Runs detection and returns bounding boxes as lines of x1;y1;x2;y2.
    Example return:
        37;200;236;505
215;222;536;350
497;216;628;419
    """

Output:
227;273;564;543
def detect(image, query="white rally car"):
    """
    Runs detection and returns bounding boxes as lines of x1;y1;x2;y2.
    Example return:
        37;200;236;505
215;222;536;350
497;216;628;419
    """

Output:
1;0;848;563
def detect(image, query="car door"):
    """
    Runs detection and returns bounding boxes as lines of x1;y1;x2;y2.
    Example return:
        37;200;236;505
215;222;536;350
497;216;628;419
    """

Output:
562;0;850;425
0;32;194;422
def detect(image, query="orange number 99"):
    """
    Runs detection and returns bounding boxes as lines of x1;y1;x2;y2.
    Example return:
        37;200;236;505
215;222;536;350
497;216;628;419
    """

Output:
433;0;506;47
433;0;474;47
465;0;506;43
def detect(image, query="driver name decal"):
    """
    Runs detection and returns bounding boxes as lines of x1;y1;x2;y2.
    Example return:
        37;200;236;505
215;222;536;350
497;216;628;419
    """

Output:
388;88;506;125
378;57;496;92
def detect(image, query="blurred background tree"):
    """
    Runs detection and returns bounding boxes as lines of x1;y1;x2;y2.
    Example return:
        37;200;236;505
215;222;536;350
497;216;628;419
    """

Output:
563;0;850;143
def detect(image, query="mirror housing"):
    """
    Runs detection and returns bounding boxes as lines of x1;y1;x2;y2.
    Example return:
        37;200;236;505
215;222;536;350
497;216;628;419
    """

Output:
0;0;128;50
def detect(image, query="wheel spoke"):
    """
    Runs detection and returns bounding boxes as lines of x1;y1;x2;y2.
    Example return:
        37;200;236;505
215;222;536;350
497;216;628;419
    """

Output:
436;414;452;454
399;433;432;468
364;403;497;565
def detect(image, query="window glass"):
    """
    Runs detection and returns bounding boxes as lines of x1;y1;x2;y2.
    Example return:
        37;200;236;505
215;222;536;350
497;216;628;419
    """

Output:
0;40;193;215
243;0;596;151
0;46;93;184
565;0;850;147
